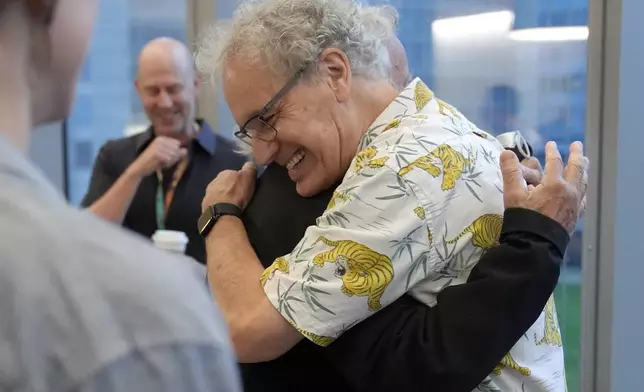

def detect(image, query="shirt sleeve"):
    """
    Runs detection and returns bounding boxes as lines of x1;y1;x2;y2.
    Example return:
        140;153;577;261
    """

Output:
81;143;118;208
319;207;568;392
76;343;242;392
261;163;436;345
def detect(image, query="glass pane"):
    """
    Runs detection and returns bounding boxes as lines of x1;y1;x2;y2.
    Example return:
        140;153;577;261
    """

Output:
212;0;586;389
65;0;187;205
216;0;237;139
369;0;586;389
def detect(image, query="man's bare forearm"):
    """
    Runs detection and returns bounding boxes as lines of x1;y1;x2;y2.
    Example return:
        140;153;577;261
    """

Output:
206;216;266;321
87;168;143;224
206;216;302;362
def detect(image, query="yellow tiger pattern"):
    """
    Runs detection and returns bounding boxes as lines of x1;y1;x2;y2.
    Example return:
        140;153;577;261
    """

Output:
260;256;290;287
354;146;389;173
326;190;351;211
413;80;433;111
445;214;503;250
287;320;335;347
535;295;563;347
413;206;433;245
383;118;402;132
312;236;394;311
413;206;425;219
412;81;460;118
398;144;472;191
436;98;461;119
493;353;532;377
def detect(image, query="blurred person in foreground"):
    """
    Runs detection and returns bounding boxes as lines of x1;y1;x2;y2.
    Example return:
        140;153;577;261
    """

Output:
229;5;560;392
0;1;240;390
195;1;587;391
82;37;245;264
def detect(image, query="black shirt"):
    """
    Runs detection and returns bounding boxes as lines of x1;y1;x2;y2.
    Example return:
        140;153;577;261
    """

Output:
81;120;246;263
241;163;569;392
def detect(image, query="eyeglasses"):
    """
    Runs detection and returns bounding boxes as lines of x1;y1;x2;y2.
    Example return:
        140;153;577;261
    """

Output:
234;68;306;145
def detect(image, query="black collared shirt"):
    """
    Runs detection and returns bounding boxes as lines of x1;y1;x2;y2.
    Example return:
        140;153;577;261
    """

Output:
241;163;569;392
82;120;246;263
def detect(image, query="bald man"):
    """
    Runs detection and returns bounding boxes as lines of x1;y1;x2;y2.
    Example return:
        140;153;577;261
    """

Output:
83;37;246;263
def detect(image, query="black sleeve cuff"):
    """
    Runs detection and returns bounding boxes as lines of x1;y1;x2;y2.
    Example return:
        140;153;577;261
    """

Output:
501;207;570;257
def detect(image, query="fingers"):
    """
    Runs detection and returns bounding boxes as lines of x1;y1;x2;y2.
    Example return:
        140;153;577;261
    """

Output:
520;165;542;186
500;150;527;207
240;161;257;186
543;141;564;181
159;149;185;167
242;161;257;173
563;142;588;198
156;140;187;167
578;195;587;219
521;157;542;171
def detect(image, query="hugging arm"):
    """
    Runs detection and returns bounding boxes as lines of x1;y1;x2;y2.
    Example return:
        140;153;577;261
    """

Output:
321;208;568;392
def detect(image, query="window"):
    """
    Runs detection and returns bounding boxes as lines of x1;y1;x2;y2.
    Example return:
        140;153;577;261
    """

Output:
65;0;187;205
368;0;586;389
214;0;587;389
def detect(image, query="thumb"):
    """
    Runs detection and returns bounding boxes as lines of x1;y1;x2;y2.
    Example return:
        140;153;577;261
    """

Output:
242;161;257;173
241;161;257;182
178;148;188;158
500;150;528;208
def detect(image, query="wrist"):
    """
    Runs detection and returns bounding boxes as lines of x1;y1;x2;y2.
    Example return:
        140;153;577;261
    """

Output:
199;203;244;239
124;163;147;179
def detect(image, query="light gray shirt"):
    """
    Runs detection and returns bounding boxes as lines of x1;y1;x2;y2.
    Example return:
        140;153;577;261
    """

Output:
0;135;241;392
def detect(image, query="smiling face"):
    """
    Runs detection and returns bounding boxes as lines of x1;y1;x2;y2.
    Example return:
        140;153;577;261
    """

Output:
223;49;372;197
135;40;198;138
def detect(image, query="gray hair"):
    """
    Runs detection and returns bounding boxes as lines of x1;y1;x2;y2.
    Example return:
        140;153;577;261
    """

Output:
199;0;400;156
195;0;395;85
359;4;399;39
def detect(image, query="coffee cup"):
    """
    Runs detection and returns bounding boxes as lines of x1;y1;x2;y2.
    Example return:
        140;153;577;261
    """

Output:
152;230;189;254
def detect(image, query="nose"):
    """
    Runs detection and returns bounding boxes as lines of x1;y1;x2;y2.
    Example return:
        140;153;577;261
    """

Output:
157;91;173;109
251;138;278;165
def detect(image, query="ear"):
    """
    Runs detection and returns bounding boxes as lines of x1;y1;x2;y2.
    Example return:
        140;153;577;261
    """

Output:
24;0;57;25
319;48;351;103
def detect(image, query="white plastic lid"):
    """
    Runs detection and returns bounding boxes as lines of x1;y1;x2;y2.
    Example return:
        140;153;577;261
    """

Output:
152;230;189;245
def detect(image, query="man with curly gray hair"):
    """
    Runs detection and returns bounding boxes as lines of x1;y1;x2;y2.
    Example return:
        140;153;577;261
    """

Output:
196;1;586;391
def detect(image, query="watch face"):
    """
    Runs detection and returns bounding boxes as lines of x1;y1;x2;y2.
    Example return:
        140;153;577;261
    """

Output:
197;213;213;235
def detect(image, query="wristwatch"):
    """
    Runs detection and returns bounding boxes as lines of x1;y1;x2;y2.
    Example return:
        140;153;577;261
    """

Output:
496;131;533;160
197;203;243;239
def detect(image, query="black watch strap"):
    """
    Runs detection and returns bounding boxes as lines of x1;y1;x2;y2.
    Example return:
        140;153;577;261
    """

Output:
197;202;243;238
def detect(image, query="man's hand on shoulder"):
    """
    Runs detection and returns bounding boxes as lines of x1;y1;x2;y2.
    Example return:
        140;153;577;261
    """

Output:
501;141;589;234
202;162;256;211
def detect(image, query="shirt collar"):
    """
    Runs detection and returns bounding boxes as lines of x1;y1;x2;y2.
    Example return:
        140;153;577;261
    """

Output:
135;118;217;155
357;77;429;151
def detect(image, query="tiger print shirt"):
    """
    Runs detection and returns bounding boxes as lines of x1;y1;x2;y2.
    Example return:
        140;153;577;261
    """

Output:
261;78;567;392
